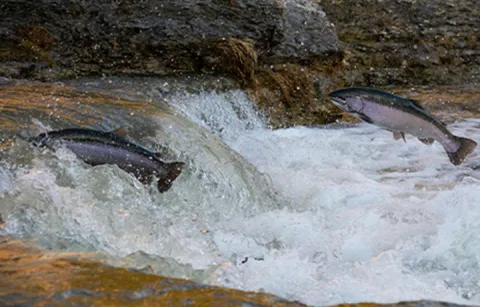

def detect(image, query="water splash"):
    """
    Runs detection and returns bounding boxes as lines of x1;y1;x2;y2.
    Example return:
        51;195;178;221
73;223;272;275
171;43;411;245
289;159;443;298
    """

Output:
162;88;266;142
223;119;480;305
0;81;281;271
1;78;479;306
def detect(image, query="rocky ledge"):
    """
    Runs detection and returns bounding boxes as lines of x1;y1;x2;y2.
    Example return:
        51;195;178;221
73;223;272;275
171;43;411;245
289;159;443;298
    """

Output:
0;0;339;79
0;0;344;128
0;0;478;127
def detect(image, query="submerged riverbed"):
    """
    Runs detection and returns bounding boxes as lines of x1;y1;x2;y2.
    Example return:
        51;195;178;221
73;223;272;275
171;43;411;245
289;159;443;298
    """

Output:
0;78;479;306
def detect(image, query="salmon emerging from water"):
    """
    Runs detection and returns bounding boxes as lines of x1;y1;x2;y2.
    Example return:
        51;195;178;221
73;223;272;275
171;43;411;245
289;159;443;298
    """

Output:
329;87;477;165
28;128;185;192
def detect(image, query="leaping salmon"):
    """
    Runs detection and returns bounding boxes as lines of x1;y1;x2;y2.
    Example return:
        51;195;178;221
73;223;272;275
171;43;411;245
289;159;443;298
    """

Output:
328;87;477;165
28;128;185;192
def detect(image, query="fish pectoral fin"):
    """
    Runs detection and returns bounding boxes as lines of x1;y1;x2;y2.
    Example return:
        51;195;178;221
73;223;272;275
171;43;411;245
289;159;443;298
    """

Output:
109;127;130;138
393;132;406;143
355;113;374;124
418;137;435;145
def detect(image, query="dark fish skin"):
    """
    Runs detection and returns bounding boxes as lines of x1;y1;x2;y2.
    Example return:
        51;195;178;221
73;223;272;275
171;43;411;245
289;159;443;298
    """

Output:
329;87;477;165
28;128;185;192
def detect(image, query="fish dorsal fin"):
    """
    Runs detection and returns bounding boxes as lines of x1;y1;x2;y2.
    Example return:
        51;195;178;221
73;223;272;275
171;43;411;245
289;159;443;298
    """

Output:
410;98;448;126
404;97;442;121
408;99;426;110
409;98;448;126
109;127;130;138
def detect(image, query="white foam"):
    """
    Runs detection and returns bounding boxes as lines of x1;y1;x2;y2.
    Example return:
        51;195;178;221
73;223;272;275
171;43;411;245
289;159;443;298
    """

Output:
221;118;480;306
163;89;266;142
161;89;480;305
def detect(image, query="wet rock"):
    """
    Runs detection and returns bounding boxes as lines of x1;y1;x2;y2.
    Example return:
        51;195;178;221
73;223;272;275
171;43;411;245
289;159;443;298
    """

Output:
0;236;478;307
0;0;343;128
0;236;309;307
251;62;343;128
320;0;480;87
266;0;340;63
0;0;340;81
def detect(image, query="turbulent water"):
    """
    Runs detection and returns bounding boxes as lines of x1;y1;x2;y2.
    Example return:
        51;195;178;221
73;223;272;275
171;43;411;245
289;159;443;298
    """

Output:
1;78;479;306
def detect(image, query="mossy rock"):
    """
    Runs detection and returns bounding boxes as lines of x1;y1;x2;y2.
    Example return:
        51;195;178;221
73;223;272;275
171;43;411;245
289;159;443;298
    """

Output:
250;61;344;128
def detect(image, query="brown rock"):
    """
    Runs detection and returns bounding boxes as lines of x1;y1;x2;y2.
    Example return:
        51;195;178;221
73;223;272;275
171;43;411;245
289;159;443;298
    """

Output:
251;62;343;128
320;0;480;87
1;236;478;307
0;236;309;306
0;0;340;81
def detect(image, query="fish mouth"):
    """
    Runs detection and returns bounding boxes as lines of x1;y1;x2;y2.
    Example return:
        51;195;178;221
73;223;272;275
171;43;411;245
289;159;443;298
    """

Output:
328;95;348;110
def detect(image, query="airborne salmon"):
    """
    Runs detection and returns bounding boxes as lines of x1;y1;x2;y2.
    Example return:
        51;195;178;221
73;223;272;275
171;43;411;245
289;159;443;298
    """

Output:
28;128;185;192
329;87;477;165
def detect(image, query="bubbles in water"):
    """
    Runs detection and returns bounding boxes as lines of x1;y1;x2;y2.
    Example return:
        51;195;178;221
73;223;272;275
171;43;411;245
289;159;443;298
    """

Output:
1;81;479;306
163;89;266;142
225;118;480;306
0;101;281;271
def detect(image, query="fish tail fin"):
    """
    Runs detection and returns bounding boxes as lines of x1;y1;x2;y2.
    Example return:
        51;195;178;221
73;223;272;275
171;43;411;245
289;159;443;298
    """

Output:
447;136;477;165
157;162;185;193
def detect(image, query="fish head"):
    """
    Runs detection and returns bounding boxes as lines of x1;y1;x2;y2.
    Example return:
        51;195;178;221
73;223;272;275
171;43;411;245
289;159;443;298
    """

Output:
328;90;365;114
27;132;49;147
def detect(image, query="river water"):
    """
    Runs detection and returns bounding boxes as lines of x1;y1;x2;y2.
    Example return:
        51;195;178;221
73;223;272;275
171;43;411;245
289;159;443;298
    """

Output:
0;77;479;306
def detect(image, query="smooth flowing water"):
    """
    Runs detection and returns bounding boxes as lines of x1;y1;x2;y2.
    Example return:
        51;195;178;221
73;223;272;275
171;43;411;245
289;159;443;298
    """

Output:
1;78;479;306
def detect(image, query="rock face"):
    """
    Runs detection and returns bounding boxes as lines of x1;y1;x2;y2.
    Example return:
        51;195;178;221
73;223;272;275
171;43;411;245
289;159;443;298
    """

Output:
0;0;340;80
320;0;480;86
1;0;478;128
267;0;340;63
